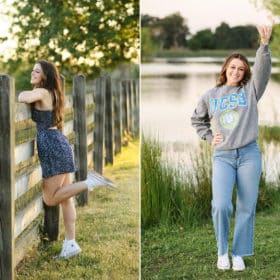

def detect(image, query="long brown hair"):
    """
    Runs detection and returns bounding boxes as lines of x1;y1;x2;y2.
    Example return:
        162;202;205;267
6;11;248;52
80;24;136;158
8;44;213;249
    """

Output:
37;60;64;130
216;53;251;87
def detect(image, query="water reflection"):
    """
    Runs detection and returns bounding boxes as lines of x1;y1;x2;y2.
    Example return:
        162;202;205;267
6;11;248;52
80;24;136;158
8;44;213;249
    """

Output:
141;62;280;182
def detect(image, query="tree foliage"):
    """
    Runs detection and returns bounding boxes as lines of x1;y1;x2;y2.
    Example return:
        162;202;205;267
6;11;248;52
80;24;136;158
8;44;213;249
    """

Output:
3;0;139;86
158;12;189;49
141;12;260;55
141;27;159;62
188;22;259;50
141;12;189;50
188;29;215;50
141;14;160;27
214;23;259;49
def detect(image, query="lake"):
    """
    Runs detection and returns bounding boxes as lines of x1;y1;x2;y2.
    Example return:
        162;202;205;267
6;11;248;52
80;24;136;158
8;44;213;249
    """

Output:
141;59;280;182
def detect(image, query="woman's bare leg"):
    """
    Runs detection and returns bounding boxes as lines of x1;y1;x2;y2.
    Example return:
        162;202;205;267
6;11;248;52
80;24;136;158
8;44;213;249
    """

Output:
42;173;87;206
60;174;76;240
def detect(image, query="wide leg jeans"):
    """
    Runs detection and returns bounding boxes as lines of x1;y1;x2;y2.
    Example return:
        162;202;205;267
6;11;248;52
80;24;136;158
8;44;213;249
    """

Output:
212;141;262;256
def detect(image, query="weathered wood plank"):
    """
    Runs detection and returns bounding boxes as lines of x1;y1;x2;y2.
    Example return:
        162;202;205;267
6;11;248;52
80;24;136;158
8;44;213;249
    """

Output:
15;167;42;200
0;75;15;280
94;76;106;173
121;80;129;146
15;182;42;213
15;141;35;165
113;79;122;155
14;195;43;239
15;154;39;177
15;102;31;122
132;79;140;137
105;75;114;165
73;75;88;205
63;119;75;136
127;80;134;135
15;215;42;266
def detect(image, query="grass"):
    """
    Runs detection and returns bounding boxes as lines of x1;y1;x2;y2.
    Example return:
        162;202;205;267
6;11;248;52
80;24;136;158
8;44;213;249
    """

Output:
259;125;280;143
141;132;280;279
141;201;280;280
141;135;279;229
16;139;139;280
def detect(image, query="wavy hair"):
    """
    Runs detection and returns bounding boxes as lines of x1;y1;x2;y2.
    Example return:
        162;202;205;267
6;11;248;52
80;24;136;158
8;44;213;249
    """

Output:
37;60;64;130
216;53;251;87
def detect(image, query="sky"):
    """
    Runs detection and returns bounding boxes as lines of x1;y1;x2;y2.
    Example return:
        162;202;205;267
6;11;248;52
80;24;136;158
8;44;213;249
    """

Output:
141;0;276;33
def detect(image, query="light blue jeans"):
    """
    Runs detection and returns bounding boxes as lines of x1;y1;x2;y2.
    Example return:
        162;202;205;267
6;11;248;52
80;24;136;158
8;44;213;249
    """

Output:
212;141;261;256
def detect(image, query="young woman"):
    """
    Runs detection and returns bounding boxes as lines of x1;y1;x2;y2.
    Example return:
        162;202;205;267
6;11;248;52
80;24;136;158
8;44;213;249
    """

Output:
191;25;273;271
18;60;115;259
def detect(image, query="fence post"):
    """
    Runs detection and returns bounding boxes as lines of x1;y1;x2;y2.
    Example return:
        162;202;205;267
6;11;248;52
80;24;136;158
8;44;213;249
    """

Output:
113;79;122;155
104;75;114;165
127;80;134;136
132;79;139;137
94;76;105;173
121;80;129;143
0;75;15;280
73;75;88;206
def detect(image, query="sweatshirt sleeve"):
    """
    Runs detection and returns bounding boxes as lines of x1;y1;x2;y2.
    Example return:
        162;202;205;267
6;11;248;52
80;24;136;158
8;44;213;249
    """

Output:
191;95;213;144
251;44;271;101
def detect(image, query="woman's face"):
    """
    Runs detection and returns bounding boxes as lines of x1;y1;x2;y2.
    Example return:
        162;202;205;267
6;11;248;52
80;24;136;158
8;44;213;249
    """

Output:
31;63;44;86
225;58;246;86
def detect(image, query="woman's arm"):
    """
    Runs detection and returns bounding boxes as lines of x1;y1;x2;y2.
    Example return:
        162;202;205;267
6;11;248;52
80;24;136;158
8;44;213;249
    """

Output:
191;95;214;144
18;88;46;103
251;25;273;101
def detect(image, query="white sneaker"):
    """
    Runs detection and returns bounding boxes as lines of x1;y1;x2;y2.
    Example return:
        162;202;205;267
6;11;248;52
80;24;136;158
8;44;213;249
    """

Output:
217;253;230;270
232;256;245;271
85;170;116;191
55;239;82;259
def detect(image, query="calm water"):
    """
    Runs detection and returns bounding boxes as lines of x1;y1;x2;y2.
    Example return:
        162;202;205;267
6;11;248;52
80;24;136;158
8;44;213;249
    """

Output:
141;61;280;182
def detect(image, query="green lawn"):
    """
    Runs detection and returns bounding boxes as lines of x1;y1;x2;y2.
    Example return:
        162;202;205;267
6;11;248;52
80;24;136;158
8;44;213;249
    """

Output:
16;140;139;280
142;205;280;280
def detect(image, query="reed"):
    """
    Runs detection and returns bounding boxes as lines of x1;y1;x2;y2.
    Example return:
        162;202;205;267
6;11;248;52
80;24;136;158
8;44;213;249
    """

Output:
141;134;280;229
259;125;280;143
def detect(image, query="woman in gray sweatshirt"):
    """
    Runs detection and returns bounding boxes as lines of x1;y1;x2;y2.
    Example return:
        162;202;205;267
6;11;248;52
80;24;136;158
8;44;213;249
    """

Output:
191;25;272;271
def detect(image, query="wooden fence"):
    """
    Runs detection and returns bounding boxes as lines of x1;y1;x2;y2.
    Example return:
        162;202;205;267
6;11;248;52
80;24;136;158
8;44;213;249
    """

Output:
0;73;139;280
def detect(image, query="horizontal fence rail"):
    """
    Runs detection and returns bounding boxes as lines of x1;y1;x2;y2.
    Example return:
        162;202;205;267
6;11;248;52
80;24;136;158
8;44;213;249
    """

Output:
0;73;139;280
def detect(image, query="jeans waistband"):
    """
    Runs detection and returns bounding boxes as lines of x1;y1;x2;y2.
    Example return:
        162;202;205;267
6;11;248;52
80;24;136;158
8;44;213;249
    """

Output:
214;141;259;158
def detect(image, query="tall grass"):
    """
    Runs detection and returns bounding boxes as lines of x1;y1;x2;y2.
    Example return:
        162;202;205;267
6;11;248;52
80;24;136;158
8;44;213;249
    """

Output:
259;125;280;143
141;136;213;229
141;135;280;229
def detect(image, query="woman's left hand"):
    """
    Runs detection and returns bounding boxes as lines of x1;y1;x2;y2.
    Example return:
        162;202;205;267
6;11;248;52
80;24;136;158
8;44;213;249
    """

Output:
257;24;273;45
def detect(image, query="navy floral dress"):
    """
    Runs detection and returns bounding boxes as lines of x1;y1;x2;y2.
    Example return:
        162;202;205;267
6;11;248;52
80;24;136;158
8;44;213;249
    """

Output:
32;108;76;178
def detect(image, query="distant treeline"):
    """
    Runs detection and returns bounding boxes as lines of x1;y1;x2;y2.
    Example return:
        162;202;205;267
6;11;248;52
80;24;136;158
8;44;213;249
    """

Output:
141;12;261;56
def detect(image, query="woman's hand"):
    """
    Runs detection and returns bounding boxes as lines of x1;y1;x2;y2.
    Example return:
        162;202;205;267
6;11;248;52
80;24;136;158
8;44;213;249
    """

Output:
211;133;223;146
257;25;273;45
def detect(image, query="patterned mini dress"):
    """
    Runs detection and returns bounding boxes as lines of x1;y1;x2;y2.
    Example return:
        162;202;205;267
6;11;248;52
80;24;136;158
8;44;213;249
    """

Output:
32;108;76;178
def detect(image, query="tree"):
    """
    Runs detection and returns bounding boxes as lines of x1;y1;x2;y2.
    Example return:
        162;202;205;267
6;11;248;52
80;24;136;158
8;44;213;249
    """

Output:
141;14;160;27
230;25;259;49
2;0;139;87
214;22;232;49
141;27;159;62
188;29;215;50
213;22;259;50
159;12;189;49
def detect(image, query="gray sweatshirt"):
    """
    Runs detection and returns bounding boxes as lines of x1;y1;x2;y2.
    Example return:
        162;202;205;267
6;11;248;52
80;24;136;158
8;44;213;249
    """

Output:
191;44;271;150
